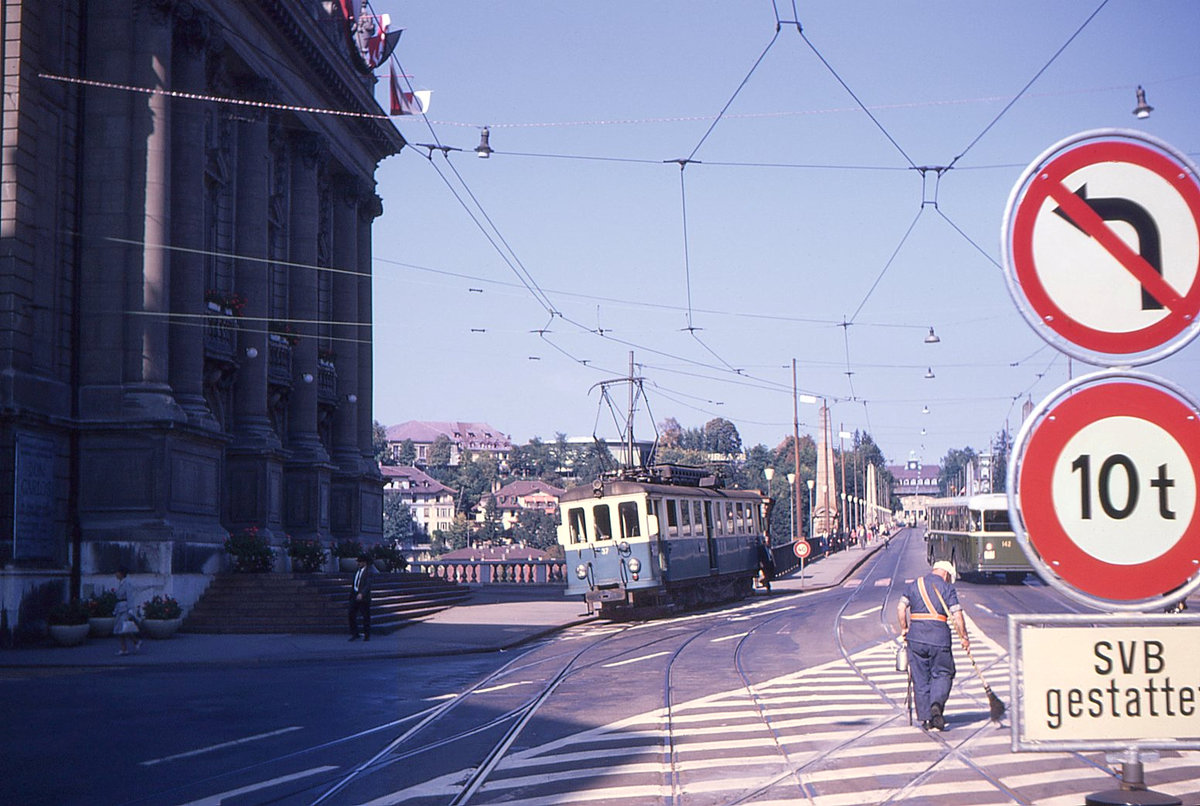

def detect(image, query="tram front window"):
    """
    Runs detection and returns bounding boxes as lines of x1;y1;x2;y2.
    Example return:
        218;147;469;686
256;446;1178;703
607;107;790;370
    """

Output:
618;501;640;538
568;507;587;543
984;510;1012;531
594;504;613;541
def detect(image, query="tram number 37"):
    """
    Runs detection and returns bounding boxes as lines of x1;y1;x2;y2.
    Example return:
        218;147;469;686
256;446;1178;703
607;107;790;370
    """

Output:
1070;453;1177;521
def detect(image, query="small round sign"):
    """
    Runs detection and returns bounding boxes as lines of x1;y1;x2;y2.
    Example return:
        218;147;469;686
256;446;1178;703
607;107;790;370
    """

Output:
793;540;811;560
1008;371;1200;610
1002;130;1200;366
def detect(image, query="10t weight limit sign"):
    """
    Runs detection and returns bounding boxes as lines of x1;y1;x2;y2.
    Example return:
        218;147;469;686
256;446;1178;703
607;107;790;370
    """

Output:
1009;372;1200;609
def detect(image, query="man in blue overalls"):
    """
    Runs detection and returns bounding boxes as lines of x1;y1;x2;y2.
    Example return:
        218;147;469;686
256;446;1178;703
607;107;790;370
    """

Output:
896;560;969;730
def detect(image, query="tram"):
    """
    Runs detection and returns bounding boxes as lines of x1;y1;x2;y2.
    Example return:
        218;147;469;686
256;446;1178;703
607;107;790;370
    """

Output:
557;464;768;617
924;493;1031;583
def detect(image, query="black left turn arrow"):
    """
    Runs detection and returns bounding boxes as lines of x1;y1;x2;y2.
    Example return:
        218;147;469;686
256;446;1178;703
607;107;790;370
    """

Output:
1053;184;1164;310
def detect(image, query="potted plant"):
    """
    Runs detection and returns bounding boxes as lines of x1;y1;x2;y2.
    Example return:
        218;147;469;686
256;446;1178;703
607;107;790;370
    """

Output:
139;594;183;640
47;600;91;647
224;526;275;573
331;538;364;572
284;536;327;573
370;543;407;573
86;589;119;637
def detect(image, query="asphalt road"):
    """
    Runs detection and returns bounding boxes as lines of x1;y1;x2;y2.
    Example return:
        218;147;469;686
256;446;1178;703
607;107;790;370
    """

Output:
7;531;1199;805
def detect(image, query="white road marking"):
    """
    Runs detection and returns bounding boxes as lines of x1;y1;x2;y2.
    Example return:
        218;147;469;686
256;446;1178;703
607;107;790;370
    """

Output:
873;577;891;586
602;651;670;668
974;602;997;615
424;692;458;701
843;605;882;620
142;726;303;766
710;632;749;642
176;765;337;806
474;681;533;694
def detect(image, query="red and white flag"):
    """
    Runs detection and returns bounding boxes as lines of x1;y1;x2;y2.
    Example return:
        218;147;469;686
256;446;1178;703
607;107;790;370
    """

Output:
390;66;431;115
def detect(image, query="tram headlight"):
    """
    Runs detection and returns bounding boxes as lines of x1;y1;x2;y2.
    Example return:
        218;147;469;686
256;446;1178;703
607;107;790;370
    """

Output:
575;563;588;580
627;558;641;574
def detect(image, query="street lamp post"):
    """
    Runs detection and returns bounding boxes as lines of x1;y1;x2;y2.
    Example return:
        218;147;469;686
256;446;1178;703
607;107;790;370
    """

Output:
787;472;796;541
806;478;814;547
763;467;775;544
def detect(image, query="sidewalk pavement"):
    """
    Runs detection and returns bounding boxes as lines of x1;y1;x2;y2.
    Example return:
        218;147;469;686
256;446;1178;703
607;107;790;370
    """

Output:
1;539;889;669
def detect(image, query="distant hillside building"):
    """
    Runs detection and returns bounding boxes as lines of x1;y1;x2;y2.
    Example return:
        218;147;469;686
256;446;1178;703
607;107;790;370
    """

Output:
888;460;942;524
385;421;512;466
380;466;456;551
476;479;565;530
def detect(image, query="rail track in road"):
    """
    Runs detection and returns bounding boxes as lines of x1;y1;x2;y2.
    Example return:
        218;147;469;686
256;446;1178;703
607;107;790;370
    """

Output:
161;534;1200;805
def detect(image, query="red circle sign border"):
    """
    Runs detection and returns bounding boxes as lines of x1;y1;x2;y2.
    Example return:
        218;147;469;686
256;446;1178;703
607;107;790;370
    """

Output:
793;540;811;559
1016;378;1200;602
1005;132;1200;364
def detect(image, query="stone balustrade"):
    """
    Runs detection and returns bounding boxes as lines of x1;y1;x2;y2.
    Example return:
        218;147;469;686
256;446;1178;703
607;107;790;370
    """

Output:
412;559;567;586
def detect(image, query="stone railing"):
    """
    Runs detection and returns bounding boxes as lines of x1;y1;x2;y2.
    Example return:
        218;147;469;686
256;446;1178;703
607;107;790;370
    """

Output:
412;559;567;586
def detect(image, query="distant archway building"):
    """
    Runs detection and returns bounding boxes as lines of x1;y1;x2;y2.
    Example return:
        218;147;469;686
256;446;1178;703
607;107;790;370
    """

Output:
1;0;403;636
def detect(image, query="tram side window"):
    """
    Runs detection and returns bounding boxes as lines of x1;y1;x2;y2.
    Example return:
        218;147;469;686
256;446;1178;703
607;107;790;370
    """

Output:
693;501;705;532
568;507;588;543
734;502;743;533
618;501;641;538
666;499;679;535
984;509;1012;532
593;504;613;541
680;498;692;534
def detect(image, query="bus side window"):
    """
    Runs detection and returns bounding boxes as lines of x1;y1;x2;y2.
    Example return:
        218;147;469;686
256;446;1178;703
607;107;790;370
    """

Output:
568;507;588;543
618;501;641;538
593;504;613;541
666;499;679;536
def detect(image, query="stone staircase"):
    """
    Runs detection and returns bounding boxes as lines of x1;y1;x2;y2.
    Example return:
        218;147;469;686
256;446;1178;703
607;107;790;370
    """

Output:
182;572;471;634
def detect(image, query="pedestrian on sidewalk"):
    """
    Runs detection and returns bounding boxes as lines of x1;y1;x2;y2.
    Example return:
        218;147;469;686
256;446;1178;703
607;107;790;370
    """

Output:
348;554;372;642
755;538;775;592
896;559;968;731
113;567;142;656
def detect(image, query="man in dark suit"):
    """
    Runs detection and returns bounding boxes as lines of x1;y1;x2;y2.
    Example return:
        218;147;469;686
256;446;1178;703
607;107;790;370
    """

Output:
348;554;372;641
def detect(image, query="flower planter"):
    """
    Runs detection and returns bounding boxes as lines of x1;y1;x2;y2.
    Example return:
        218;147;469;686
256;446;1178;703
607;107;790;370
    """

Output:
140;618;182;640
48;623;90;647
88;616;116;638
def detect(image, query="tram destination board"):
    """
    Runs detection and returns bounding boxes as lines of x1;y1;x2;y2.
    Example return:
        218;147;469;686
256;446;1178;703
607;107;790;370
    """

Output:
1011;614;1200;751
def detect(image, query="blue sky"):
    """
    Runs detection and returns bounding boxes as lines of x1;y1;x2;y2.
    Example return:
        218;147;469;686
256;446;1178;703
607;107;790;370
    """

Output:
368;1;1200;466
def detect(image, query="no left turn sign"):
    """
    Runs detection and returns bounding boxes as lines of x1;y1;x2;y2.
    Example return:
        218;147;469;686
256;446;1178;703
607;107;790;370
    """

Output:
1008;371;1200;610
1002;130;1200;366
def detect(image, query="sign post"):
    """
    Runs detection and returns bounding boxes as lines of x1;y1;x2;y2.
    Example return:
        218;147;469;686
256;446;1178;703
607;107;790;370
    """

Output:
1003;130;1200;804
793;540;810;587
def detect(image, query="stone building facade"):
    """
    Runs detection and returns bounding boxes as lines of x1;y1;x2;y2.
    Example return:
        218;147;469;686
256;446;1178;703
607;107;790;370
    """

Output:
0;0;403;638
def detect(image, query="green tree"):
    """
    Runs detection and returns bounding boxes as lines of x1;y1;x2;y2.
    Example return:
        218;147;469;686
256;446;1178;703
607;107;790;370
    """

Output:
373;420;391;464
703;417;742;456
397;439;416;466
382;493;415;544
432;515;472;554
510;509;559;551
428;434;453;466
939;447;978;496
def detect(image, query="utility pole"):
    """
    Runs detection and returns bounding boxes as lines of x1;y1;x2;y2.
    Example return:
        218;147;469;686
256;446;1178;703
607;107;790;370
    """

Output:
792;359;802;540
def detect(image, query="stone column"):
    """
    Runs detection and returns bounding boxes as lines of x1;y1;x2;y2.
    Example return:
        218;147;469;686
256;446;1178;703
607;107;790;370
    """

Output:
231;106;277;449
357;192;384;541
167;5;215;426
286;131;328;464
123;0;183;422
331;174;361;472
357;192;383;473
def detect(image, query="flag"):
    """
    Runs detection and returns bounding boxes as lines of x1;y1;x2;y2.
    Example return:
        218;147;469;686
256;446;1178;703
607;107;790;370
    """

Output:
337;0;361;22
390;66;431;115
372;29;403;68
